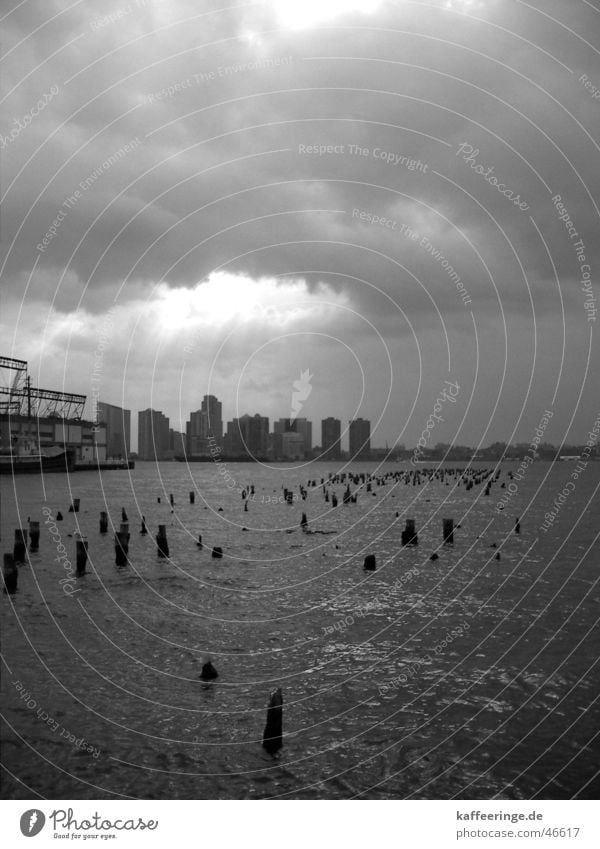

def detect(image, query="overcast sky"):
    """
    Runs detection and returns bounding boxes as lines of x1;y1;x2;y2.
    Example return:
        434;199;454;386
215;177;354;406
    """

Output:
1;0;598;450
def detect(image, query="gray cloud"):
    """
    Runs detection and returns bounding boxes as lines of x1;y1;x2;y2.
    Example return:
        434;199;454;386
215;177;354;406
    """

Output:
1;0;598;447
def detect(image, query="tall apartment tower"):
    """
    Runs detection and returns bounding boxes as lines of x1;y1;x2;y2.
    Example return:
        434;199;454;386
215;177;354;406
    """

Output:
97;402;131;459
273;417;312;459
321;417;342;459
349;417;371;460
224;414;269;458
138;408;170;460
186;394;223;455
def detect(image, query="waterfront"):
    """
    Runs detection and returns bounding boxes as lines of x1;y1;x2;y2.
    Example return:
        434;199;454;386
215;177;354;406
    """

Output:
1;460;599;799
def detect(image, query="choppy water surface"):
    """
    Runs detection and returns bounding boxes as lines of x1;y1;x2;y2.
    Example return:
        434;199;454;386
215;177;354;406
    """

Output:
1;460;599;799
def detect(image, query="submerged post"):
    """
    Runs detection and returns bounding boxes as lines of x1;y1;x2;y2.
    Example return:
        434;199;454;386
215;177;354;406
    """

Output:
114;531;129;566
401;519;418;546
99;511;108;534
13;529;27;564
443;518;454;545
28;521;40;552
76;536;88;576
156;525;169;558
3;553;18;594
262;687;283;755
364;554;376;571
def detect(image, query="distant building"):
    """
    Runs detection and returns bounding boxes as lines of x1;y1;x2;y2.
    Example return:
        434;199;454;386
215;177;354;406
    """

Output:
138;408;170;460
349;417;371;460
281;431;304;460
321;417;342;459
224;414;269;458
273;417;312;459
97;402;130;459
169;428;186;457
186;394;223;456
0;413;106;464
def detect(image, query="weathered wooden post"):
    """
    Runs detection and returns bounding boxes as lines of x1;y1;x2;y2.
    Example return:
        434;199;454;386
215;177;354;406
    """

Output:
262;687;283;755
331;493;338;507
196;534;203;549
114;531;129;566
13;529;27;564
69;498;80;513
2;553;18;594
28;521;40;552
515;517;521;535
300;513;308;530
401;519;418;546
140;516;148;535
75;536;88;576
121;507;128;521
189;491;195;504
200;661;218;681
364;554;376;571
212;546;223;559
443;518;454;544
99;511;108;534
156;525;169;558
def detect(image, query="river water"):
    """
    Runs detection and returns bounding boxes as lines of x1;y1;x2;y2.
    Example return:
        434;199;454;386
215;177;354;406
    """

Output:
1;460;599;799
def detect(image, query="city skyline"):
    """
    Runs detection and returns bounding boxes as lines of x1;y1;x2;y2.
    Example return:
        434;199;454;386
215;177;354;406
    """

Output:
92;395;597;460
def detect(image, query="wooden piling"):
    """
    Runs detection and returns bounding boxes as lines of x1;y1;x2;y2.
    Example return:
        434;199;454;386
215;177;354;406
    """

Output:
156;525;169;558
114;531;129;567
189;491;195;504
69;498;80;513
401;519;418;546
443;518;454;545
28;521;40;552
2;553;17;594
262;687;283;755
212;546;223;559
13;529;27;563
76;537;88;576
363;554;376;571
140;516;148;535
99;511;108;534
515;517;521;535
200;661;218;681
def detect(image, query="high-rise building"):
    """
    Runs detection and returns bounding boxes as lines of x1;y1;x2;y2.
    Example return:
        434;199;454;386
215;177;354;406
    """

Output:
138;408;170;460
97;402;131;459
186;394;223;456
273;417;312;459
224;414;269;458
321;417;342;459
169;428;186;457
349;417;371;460
280;431;304;460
